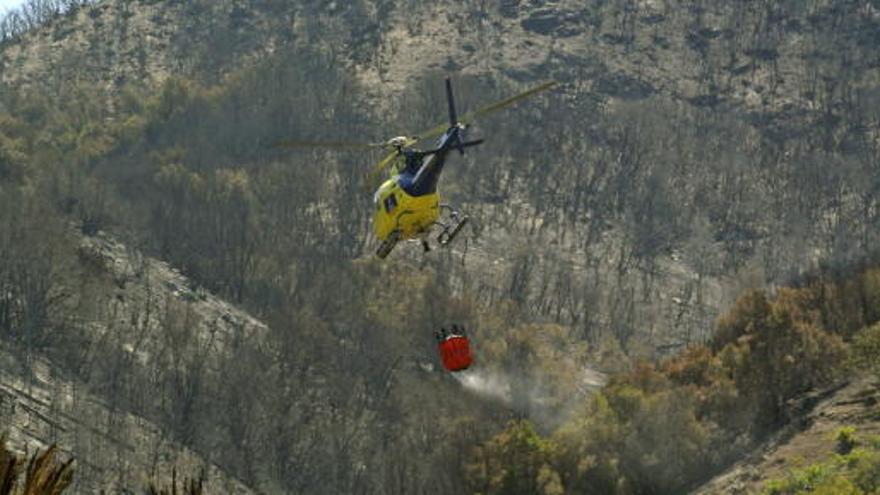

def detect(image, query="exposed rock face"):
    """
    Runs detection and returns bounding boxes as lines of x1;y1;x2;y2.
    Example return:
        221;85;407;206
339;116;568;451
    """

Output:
520;8;585;37
521;9;564;35
593;71;654;99
499;0;520;18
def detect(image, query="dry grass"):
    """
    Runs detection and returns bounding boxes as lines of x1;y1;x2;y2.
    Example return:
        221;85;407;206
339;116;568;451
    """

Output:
1;435;208;494
0;436;73;495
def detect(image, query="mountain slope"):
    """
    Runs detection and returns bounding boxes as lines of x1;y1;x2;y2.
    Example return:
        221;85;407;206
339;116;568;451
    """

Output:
0;0;879;493
3;0;879;356
692;376;880;494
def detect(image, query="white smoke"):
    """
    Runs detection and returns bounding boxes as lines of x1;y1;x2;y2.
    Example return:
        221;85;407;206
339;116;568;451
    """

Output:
451;366;608;427
452;369;513;404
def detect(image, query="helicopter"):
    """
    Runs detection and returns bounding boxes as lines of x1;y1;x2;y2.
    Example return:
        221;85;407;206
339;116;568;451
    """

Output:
277;77;556;259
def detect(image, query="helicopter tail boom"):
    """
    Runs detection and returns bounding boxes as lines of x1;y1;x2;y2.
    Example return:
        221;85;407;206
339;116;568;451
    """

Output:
457;138;484;150
421;139;484;156
408;138;483;195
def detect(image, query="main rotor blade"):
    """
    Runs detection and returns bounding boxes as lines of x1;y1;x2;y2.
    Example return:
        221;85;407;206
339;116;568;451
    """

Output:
410;121;455;145
272;139;385;149
409;80;557;143
459;80;557;127
363;133;423;188
373;149;401;175
364;148;403;190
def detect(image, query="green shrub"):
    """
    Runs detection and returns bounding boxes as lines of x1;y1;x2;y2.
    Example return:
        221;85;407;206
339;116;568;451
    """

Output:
847;448;880;493
466;420;562;495
763;444;880;495
836;427;859;454
763;463;835;494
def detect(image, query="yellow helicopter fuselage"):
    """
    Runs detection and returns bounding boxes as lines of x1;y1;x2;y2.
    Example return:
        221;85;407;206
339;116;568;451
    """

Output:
373;177;440;241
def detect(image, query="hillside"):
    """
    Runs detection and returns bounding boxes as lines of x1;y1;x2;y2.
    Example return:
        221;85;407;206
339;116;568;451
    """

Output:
0;228;272;492
0;0;878;493
3;0;879;353
693;377;880;494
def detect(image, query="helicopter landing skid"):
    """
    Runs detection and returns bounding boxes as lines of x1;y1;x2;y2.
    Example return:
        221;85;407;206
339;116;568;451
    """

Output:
376;230;401;259
437;205;469;247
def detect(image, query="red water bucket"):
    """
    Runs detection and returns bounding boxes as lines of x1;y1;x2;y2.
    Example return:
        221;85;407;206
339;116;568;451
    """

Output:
438;335;473;372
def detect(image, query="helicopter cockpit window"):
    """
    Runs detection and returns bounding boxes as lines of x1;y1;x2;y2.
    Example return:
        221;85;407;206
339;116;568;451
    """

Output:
383;194;398;213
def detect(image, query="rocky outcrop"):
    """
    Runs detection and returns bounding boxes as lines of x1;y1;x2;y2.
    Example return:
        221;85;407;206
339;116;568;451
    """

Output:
520;8;585;37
